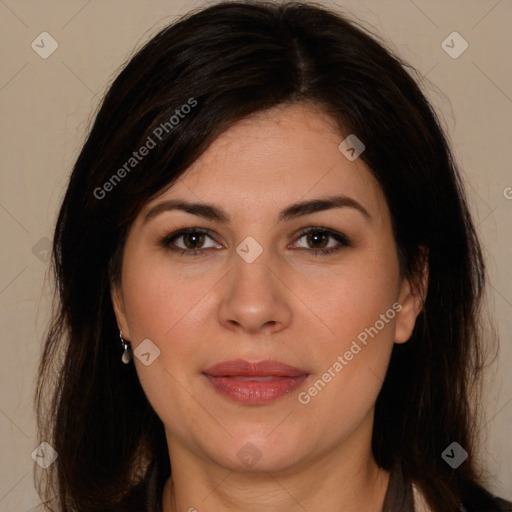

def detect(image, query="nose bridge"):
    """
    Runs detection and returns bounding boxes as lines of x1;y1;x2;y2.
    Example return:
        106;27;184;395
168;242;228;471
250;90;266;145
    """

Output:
230;238;278;302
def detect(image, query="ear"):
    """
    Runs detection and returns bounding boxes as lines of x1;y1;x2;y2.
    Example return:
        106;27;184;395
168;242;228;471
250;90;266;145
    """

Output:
111;282;131;340
394;248;428;344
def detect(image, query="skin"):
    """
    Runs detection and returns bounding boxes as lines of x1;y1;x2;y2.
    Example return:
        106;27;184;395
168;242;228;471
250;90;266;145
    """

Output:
112;102;426;512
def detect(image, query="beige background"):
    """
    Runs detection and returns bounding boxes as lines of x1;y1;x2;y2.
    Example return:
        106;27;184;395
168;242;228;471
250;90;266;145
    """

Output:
0;0;511;509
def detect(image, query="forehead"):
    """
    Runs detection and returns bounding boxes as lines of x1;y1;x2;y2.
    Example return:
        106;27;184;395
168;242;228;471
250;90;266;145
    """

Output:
146;102;388;224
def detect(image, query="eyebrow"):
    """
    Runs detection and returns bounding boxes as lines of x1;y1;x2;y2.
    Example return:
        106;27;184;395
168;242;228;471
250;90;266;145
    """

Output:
143;194;371;224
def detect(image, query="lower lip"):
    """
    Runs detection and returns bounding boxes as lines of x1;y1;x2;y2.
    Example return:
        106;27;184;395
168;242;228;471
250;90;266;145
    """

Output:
204;375;308;405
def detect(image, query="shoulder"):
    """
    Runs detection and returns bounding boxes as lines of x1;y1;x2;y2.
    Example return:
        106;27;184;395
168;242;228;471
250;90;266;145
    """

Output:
459;480;512;512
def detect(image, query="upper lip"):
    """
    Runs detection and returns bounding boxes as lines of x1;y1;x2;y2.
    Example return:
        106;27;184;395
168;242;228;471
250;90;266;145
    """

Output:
203;359;308;377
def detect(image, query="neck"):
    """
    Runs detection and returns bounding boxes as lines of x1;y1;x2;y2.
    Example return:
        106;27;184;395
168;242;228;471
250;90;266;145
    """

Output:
162;424;390;512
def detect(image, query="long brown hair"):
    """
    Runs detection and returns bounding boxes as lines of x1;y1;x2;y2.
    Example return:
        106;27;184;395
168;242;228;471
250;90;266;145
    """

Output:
34;1;496;510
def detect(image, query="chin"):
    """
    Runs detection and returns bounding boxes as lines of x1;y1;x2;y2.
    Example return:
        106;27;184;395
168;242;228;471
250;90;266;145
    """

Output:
206;430;311;474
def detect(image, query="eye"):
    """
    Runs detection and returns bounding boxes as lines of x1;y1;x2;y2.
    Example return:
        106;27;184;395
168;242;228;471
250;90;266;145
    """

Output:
159;226;351;257
159;228;220;257
291;227;351;256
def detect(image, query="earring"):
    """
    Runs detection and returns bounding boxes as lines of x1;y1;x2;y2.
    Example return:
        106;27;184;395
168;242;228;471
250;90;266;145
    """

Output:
120;331;132;364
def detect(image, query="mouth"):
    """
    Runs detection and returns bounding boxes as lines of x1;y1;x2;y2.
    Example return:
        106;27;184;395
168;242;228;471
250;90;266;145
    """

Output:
202;359;309;405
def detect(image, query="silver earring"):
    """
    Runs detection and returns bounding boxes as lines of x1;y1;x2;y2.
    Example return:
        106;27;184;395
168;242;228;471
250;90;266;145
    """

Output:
120;331;132;364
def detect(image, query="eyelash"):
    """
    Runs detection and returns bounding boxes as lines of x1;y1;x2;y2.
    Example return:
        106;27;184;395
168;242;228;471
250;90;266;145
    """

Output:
158;227;351;257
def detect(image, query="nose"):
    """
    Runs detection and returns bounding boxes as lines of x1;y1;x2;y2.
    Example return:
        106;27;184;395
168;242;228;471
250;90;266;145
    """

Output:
217;249;293;336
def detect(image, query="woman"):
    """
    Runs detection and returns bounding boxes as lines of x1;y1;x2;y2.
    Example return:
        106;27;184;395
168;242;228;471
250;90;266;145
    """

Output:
34;1;512;511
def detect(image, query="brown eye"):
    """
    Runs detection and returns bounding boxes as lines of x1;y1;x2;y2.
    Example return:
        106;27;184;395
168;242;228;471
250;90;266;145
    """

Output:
292;227;351;255
182;232;206;249
159;228;219;257
305;231;330;249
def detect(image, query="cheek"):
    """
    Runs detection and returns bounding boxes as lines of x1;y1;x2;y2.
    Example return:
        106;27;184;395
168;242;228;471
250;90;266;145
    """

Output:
119;253;208;431
297;275;398;437
120;251;208;342
305;249;400;345
299;247;400;404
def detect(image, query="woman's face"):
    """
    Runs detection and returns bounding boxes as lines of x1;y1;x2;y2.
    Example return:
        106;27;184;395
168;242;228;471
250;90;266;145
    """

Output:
112;102;423;474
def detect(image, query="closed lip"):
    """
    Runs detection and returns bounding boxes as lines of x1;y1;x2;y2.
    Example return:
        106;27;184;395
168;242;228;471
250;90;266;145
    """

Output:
202;358;309;378
203;359;310;405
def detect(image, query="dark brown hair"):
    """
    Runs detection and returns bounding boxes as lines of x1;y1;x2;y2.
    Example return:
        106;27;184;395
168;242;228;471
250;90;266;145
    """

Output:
35;1;497;511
